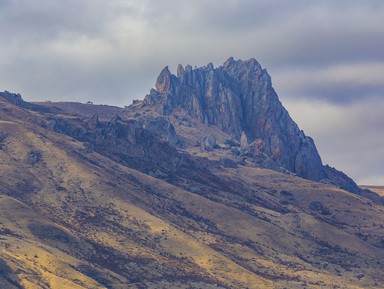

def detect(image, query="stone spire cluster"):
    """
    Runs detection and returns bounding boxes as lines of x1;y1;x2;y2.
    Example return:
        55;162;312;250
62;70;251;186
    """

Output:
144;58;325;181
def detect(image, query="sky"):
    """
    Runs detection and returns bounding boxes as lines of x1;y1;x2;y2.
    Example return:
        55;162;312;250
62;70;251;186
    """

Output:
0;0;383;185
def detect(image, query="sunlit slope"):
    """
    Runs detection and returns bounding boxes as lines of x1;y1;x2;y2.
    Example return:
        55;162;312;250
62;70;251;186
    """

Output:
0;99;383;288
0;195;118;289
0;100;270;288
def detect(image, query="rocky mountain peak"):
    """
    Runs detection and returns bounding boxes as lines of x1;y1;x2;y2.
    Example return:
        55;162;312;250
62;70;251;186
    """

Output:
223;56;262;73
143;58;325;181
150;58;278;139
155;66;173;93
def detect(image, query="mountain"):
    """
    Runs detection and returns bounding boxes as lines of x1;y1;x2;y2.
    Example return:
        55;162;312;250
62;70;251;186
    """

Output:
0;58;383;289
145;58;324;181
127;58;363;194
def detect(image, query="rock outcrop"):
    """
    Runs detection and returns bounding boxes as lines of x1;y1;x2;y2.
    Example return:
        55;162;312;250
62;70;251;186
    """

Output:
0;91;27;107
143;58;325;181
0;90;51;113
0;59;368;196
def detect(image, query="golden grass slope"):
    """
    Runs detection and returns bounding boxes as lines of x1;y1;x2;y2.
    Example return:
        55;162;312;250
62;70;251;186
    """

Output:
0;98;384;288
0;100;270;288
0;195;111;289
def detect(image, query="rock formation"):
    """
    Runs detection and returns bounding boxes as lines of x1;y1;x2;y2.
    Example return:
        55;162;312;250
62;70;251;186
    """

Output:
0;59;369;195
143;58;325;181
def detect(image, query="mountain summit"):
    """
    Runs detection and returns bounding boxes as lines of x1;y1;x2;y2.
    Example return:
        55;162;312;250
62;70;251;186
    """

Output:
0;59;367;194
132;58;360;192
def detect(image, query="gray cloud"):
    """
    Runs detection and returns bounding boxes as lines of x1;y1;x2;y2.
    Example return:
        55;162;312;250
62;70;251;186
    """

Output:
0;0;383;184
283;98;384;185
272;62;384;104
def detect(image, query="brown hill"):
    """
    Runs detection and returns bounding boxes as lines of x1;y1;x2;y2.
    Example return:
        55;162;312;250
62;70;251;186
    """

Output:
0;58;383;289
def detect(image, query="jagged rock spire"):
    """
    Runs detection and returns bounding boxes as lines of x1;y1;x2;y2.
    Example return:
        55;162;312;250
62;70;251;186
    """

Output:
145;58;325;181
155;66;172;93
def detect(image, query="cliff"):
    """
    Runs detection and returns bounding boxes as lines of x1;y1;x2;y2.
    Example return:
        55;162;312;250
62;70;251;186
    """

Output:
143;58;325;181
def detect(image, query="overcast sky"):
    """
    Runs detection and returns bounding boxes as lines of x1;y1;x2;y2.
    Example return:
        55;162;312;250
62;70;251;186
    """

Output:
0;0;383;185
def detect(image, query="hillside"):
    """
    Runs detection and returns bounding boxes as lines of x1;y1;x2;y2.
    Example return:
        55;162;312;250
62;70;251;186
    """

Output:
361;186;384;197
0;59;383;289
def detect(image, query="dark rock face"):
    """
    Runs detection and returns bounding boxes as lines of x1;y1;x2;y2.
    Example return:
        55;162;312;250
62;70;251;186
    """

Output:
0;91;29;107
323;165;362;195
144;58;325;181
49;113;181;160
201;135;216;152
0;90;51;113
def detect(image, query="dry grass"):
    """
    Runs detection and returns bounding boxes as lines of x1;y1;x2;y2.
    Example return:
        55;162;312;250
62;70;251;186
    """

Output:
1;98;384;289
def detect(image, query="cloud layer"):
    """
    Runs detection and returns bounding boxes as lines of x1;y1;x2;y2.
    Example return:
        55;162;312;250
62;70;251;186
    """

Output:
0;0;383;184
